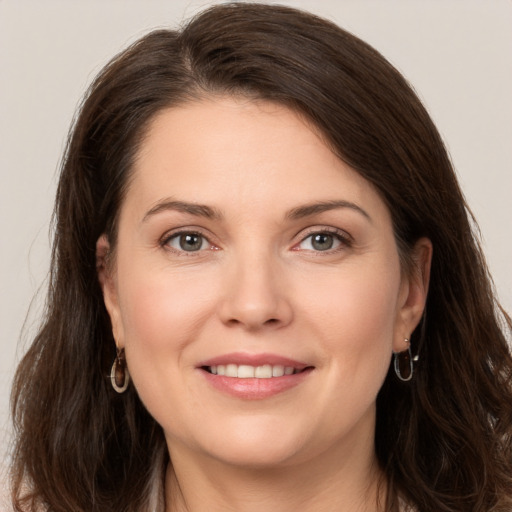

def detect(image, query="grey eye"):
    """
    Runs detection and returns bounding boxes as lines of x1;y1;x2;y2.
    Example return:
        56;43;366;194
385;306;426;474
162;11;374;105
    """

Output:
168;233;208;252
180;234;203;251
311;233;335;251
297;232;344;252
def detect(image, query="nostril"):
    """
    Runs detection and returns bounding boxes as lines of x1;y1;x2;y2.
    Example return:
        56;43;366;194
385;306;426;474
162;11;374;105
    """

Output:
226;317;280;327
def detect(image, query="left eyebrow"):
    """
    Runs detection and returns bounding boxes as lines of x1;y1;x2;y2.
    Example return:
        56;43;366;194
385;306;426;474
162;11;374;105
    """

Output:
285;200;372;222
141;199;223;223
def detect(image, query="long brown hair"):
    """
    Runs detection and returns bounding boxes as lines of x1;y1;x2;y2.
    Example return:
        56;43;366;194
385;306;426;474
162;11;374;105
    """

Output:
11;3;512;511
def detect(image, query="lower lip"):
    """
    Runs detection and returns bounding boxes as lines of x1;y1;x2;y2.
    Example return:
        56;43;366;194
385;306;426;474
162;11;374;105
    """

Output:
200;368;313;400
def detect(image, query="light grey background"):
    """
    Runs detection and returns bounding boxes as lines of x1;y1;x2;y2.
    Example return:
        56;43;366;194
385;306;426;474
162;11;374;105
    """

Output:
1;0;511;499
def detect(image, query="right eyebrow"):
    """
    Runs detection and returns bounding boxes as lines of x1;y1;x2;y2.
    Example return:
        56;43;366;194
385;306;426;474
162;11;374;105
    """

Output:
285;199;372;223
141;199;223;223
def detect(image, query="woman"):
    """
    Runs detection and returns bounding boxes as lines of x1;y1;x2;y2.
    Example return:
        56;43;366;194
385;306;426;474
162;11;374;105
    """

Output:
10;3;512;511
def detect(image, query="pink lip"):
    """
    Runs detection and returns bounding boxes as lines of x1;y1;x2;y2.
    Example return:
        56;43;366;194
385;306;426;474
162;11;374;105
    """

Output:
197;352;313;400
197;352;309;370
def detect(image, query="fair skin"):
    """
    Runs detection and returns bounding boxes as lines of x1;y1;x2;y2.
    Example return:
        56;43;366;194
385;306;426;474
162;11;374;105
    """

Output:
98;96;431;512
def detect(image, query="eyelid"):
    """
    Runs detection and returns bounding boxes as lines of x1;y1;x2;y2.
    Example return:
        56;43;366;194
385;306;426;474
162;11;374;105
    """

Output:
292;226;353;251
159;227;219;253
158;225;352;254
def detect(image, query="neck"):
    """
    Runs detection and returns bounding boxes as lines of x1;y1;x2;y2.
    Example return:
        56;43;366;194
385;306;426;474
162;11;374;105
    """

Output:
164;433;386;512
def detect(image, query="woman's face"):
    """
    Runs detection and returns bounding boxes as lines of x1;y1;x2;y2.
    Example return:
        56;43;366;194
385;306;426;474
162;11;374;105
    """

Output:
100;97;428;469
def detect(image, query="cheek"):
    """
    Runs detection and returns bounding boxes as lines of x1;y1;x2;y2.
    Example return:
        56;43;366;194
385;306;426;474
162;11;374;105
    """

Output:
300;259;401;381
115;265;218;382
119;268;213;343
299;266;400;444
114;266;221;428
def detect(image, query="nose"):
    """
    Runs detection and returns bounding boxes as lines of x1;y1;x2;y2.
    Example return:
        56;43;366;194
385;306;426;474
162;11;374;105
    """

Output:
218;251;293;331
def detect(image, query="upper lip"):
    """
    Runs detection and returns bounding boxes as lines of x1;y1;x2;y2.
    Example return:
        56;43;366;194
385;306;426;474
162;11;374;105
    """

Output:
197;352;311;371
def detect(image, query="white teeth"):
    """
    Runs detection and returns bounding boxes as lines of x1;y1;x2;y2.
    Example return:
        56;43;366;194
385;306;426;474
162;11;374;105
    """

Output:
207;364;298;378
254;364;272;378
237;365;255;378
226;364;238;377
272;365;284;377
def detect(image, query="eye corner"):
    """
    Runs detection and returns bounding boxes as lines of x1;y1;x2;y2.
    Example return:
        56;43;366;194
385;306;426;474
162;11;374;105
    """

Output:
161;229;218;254
293;227;353;253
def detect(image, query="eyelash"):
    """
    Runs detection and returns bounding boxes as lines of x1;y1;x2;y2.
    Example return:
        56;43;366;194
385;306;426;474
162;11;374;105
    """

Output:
160;229;217;255
160;226;353;255
293;227;353;253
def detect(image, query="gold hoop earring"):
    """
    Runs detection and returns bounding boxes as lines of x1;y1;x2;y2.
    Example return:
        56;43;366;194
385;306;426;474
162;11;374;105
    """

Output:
110;348;130;393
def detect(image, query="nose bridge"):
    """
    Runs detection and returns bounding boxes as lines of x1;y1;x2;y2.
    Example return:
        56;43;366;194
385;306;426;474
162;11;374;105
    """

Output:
218;243;292;330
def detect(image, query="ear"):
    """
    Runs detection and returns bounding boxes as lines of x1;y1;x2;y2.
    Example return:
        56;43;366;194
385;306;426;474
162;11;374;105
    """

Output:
96;234;124;347
393;237;432;353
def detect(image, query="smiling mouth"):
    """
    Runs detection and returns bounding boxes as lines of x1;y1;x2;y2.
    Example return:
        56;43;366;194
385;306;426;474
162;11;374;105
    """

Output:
202;364;310;378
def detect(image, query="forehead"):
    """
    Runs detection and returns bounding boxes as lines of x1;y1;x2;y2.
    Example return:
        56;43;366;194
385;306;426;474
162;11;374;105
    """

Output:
125;96;390;224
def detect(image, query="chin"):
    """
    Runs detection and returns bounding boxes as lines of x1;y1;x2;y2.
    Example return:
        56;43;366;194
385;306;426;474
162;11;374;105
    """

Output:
210;442;302;469
188;415;311;469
